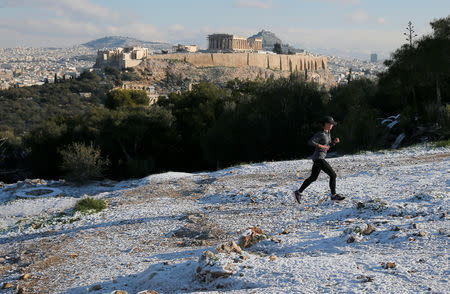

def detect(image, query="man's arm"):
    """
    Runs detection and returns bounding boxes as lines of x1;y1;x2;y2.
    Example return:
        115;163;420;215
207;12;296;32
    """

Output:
330;138;340;147
308;132;329;150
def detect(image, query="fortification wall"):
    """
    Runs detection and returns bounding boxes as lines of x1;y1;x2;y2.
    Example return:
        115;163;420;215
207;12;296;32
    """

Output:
212;53;248;67
248;53;267;68
147;53;328;72
185;54;214;66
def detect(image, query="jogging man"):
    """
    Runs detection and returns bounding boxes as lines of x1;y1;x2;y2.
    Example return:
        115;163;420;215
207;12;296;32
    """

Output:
294;116;345;202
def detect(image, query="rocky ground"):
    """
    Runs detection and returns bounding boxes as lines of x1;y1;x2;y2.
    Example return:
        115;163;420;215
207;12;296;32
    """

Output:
0;145;449;293
131;59;334;94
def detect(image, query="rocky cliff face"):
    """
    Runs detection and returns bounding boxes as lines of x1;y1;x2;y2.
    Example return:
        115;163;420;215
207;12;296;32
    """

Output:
131;57;335;94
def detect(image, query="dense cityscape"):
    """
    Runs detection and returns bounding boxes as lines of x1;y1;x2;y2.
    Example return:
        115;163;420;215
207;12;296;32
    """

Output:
0;46;96;89
327;55;387;84
0;44;387;89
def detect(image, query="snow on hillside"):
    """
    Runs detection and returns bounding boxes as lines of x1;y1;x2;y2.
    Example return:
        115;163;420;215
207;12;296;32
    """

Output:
0;145;449;293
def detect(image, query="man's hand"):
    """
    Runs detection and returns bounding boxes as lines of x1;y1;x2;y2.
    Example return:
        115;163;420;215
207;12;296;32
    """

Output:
333;138;340;144
318;144;330;151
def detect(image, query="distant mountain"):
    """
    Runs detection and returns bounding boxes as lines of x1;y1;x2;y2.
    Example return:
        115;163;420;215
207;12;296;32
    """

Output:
249;30;303;53
82;36;173;51
249;30;282;49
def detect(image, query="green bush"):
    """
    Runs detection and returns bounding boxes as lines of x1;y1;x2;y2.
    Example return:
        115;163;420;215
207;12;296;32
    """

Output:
59;142;109;183
433;139;450;147
104;89;149;109
75;197;106;213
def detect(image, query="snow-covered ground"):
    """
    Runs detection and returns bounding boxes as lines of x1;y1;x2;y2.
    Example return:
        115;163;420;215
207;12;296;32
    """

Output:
0;145;449;293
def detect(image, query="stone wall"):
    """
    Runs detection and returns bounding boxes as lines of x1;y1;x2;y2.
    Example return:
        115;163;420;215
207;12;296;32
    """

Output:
148;53;328;72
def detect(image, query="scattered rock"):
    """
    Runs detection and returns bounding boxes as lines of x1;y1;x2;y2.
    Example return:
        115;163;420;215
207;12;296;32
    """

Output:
416;231;426;237
69;253;78;259
356;202;365;209
269;255;276;261
405;215;412;219
440;212;448;219
215;241;241;254
391;226;401;231
137;291;159;294
20;273;31;280
281;229;290;235
91;284;102;291
382;262;396;269
356;275;374;283
17;286;26;294
196;251;235;282
362;224;376;235
411;223;418;229
111;291;128;294
347;236;356;243
2;282;13;289
409;237;416;241
239;227;268;248
29;179;47;185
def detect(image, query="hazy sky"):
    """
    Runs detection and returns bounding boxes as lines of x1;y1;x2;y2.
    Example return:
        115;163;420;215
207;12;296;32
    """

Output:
0;0;448;57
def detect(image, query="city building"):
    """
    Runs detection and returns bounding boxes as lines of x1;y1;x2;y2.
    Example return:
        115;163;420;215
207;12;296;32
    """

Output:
0;46;95;88
173;44;198;53
120;82;160;104
95;47;149;69
207;34;262;52
370;53;378;63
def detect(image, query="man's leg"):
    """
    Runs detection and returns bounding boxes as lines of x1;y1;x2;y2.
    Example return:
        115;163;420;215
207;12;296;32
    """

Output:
319;159;337;195
298;160;321;193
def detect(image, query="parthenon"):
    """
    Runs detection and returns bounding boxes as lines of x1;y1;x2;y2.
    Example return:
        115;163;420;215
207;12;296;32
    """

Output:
208;34;262;52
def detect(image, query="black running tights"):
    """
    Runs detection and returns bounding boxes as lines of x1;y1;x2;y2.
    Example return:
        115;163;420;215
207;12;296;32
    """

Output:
299;159;336;195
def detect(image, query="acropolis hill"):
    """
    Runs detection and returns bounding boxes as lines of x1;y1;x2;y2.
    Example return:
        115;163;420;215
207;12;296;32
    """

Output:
94;32;335;92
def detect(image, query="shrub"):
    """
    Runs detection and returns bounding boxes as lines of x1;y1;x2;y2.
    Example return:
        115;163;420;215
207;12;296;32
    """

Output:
433;139;450;147
104;89;149;109
59;142;109;183
75;197;106;213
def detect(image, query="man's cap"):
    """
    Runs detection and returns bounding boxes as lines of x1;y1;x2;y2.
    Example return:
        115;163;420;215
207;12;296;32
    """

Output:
323;116;337;125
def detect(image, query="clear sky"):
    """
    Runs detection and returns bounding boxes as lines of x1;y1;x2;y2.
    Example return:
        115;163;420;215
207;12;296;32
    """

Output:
0;0;448;58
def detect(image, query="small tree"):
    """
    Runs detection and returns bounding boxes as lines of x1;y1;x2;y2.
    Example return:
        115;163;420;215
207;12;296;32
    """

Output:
404;21;418;46
60;142;109;183
347;68;353;83
105;89;149;109
273;43;283;54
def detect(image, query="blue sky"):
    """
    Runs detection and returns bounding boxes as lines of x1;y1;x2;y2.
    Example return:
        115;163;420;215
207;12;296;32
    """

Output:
0;0;448;58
